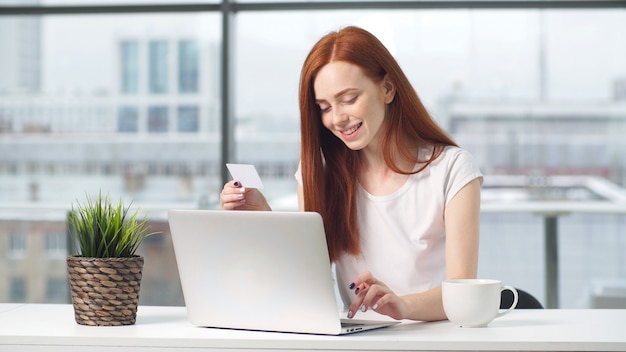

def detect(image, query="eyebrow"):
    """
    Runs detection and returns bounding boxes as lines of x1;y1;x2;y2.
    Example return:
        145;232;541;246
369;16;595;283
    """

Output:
315;88;358;103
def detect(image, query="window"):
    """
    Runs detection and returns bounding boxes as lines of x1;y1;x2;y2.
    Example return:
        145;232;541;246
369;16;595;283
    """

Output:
149;40;169;94
121;40;139;94
148;105;169;132
10;277;26;303
177;105;199;132
45;232;67;258
1;3;625;309
178;40;199;93
8;232;26;259
117;106;139;132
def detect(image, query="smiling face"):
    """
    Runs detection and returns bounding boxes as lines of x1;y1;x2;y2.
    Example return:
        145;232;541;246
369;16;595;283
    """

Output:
314;61;394;152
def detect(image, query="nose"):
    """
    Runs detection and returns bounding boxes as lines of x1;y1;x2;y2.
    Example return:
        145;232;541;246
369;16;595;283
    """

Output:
332;106;349;126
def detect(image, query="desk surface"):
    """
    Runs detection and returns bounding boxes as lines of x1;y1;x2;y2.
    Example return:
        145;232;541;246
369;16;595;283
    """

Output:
1;304;625;351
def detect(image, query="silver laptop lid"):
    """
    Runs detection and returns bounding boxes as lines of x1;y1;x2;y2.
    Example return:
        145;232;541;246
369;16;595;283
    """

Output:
168;209;344;335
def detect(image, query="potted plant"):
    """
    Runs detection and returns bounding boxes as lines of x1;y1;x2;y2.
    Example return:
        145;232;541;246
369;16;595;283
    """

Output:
66;192;157;326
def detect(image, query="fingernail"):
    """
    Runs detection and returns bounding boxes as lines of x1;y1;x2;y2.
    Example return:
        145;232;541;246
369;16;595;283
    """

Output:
359;304;366;312
239;187;246;193
349;282;355;289
372;303;378;310
233;181;240;187
355;288;360;294
347;310;353;319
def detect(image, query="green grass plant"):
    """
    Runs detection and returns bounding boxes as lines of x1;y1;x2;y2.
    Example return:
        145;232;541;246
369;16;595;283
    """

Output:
67;192;157;258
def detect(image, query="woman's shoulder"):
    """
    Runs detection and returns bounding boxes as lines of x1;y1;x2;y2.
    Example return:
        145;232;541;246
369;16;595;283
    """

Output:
426;145;482;176
424;145;474;163
442;145;474;161
441;144;469;156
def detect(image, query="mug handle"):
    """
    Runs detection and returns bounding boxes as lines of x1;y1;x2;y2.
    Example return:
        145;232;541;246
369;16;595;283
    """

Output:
497;285;518;318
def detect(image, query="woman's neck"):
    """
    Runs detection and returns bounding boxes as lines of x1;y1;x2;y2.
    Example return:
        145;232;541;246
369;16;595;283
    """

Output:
357;147;414;196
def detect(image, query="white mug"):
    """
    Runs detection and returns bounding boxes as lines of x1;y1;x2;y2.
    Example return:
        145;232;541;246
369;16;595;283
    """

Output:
442;279;518;328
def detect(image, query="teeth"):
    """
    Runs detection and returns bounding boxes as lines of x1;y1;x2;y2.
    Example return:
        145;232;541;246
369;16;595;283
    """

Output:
343;124;360;135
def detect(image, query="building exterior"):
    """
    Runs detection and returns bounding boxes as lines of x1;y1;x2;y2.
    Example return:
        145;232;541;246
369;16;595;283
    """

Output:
0;7;41;95
445;101;626;187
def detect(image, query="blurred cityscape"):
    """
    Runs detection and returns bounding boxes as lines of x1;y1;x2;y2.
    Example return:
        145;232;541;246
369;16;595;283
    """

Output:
1;8;626;309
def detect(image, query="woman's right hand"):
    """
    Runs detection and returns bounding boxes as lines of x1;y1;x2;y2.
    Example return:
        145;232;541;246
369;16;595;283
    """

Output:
220;180;271;211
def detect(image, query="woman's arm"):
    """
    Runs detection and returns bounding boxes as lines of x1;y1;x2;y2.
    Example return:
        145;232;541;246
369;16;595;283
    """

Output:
402;177;481;320
347;177;481;321
444;177;481;281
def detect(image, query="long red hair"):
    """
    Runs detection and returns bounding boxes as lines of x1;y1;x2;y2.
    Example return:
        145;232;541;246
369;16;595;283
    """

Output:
299;26;457;262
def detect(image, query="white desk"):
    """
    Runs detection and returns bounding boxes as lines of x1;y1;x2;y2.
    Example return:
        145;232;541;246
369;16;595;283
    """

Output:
1;304;625;351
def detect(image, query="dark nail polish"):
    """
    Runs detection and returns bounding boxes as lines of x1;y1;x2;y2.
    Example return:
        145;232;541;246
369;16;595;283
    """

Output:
355;288;360;294
234;181;240;187
349;282;355;289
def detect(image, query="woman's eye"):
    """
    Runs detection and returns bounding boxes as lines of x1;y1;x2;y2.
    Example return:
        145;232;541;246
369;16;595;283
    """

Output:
319;105;331;113
343;96;357;105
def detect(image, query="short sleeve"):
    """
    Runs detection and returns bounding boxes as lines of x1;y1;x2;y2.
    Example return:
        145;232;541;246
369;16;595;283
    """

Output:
444;148;483;205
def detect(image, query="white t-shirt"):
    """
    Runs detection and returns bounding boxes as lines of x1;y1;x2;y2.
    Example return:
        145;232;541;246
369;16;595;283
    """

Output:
295;146;483;308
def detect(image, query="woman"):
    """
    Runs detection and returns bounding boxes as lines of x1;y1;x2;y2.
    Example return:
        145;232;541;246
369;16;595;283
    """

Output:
220;26;482;322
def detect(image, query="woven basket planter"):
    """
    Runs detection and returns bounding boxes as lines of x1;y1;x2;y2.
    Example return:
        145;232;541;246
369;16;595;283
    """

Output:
67;256;144;326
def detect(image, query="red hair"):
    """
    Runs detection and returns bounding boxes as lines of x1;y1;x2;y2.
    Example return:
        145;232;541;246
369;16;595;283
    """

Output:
299;26;457;262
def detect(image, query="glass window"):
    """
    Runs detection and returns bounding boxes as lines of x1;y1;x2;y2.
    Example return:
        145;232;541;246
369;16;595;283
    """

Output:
148;105;168;132
178;40;199;93
10;277;26;303
235;9;626;309
117;106;139;132
149;40;169;94
235;10;626;204
1;4;626;310
121;40;139;94
44;232;67;258
8;232;26;258
0;12;220;306
177;105;199;132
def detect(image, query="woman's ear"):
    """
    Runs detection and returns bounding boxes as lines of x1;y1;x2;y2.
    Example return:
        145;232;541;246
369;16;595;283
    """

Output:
383;75;396;104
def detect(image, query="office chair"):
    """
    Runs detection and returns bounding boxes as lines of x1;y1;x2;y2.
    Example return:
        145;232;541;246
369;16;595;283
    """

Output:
501;287;544;309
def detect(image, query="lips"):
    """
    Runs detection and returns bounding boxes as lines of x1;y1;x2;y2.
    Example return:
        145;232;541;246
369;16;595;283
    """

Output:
341;122;362;136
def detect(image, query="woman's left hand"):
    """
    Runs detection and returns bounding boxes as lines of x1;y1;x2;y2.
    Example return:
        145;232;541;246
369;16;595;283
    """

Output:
346;271;407;321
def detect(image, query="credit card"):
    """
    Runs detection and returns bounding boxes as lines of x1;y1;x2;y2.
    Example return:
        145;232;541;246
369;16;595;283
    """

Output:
226;163;264;189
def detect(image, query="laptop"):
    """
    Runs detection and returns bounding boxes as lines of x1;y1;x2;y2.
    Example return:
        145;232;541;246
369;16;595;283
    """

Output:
167;209;400;335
